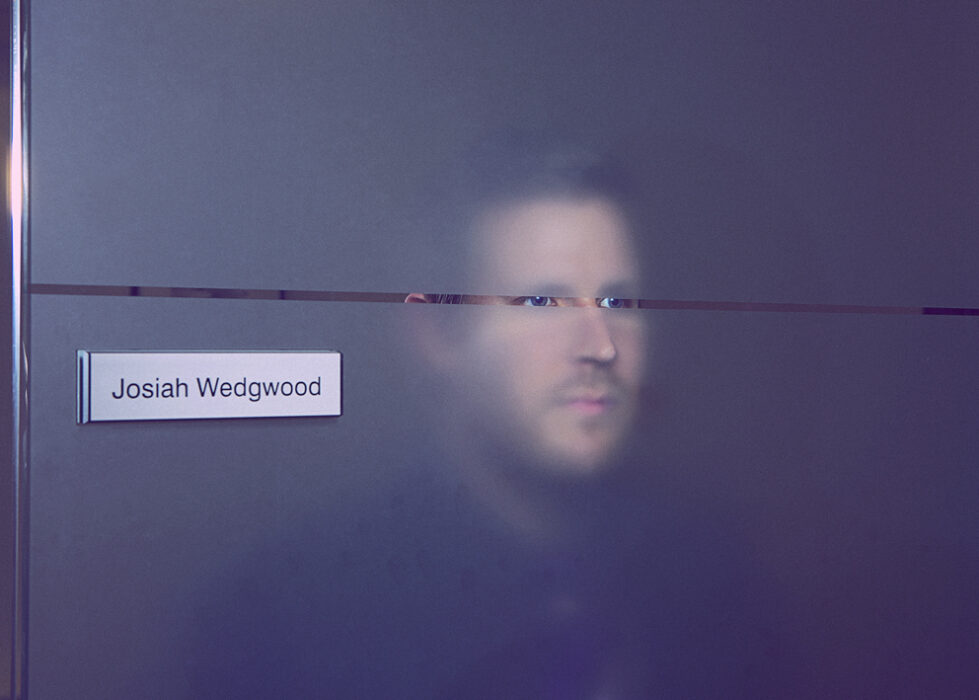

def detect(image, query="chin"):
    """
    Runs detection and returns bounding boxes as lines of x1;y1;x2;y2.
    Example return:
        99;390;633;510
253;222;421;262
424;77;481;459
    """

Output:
533;441;621;478
531;412;635;476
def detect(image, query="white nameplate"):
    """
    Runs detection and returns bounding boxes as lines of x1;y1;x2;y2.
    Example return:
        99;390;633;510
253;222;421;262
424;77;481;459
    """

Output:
77;351;341;423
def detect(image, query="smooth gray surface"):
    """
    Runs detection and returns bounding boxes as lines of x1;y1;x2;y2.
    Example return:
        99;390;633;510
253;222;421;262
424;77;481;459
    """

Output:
30;0;979;305
644;308;979;697
22;0;979;697
29;295;413;699
28;294;979;697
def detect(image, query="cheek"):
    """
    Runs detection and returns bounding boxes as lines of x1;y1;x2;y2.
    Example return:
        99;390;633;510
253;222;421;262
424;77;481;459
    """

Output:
474;315;557;359
467;317;560;401
611;319;648;384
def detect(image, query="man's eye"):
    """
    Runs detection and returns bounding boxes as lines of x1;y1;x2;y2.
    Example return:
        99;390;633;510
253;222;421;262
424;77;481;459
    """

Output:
518;296;557;307
598;297;631;309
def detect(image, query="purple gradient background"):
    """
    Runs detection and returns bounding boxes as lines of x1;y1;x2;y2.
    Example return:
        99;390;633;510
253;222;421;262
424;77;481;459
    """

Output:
19;1;979;697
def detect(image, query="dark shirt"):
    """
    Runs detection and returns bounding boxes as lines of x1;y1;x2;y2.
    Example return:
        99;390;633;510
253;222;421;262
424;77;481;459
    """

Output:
187;458;781;698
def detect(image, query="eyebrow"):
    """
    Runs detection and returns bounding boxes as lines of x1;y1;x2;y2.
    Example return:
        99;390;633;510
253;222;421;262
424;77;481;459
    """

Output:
515;283;575;298
597;281;641;298
500;281;640;299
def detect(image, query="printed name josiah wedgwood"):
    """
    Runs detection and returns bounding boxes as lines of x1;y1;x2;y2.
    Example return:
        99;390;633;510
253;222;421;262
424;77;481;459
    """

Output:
111;377;323;402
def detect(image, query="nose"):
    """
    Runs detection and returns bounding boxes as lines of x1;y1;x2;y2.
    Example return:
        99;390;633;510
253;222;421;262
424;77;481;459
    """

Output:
574;305;617;364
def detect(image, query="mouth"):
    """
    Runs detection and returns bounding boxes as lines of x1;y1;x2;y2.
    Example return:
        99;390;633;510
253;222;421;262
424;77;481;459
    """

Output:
564;394;618;416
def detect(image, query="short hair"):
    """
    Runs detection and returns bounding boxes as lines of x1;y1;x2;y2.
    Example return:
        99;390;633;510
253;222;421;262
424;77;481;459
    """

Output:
462;132;635;212
424;131;639;303
421;293;465;304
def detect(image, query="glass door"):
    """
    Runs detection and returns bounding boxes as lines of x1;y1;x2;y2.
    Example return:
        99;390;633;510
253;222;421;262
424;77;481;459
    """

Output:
9;1;979;697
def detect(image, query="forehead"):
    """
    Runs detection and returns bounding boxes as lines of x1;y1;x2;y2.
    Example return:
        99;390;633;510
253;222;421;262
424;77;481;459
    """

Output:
471;197;639;294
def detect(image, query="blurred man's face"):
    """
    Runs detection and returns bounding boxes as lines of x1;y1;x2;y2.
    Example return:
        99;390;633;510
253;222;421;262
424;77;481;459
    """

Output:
453;196;647;476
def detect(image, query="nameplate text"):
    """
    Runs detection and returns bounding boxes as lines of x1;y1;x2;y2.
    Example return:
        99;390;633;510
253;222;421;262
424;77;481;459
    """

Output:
77;350;341;423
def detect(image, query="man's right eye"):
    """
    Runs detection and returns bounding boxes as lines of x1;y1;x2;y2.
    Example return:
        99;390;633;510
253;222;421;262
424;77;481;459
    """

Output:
516;296;557;307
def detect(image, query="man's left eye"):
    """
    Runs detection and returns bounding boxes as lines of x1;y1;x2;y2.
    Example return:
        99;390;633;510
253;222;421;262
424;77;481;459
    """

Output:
519;296;557;307
598;297;630;309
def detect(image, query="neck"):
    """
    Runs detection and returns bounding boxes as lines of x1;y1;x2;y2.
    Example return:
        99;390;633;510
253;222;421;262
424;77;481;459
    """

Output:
441;424;604;549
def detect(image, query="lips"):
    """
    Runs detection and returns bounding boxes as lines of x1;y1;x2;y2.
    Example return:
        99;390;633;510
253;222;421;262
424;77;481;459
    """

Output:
554;371;626;417
566;396;614;416
558;386;622;416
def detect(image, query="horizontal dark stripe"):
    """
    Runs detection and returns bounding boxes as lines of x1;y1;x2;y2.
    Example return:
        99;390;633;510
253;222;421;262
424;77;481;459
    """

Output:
28;283;979;316
635;299;923;314
30;284;405;303
921;306;979;316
